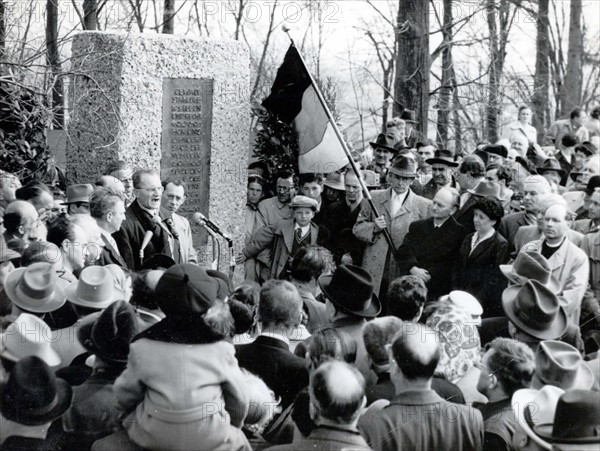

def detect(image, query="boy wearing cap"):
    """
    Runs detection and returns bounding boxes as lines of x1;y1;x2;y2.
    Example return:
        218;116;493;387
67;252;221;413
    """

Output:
239;195;321;280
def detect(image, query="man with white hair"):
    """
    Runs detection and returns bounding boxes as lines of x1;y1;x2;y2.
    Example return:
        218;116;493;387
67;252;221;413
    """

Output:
498;175;551;248
521;202;589;325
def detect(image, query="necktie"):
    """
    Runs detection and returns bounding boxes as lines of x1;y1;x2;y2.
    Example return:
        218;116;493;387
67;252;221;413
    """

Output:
296;228;304;241
163;217;181;263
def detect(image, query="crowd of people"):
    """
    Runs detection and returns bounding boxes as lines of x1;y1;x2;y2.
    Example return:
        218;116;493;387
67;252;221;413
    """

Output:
0;105;599;450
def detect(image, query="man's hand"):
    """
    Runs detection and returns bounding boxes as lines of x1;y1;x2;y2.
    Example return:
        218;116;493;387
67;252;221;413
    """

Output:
235;252;246;265
410;266;431;283
374;215;387;232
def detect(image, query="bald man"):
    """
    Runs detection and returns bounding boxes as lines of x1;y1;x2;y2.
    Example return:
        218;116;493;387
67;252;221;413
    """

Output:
266;360;370;451
520;203;589;325
2;200;40;254
498;175;551;248
358;323;483;451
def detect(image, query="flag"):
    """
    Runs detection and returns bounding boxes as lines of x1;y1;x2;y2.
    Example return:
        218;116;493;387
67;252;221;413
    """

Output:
262;45;349;174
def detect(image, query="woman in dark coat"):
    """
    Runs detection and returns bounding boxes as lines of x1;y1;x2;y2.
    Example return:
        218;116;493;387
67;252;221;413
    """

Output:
455;197;509;317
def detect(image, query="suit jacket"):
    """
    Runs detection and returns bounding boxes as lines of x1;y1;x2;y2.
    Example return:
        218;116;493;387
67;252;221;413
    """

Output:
498;210;533;249
323;199;366;264
265;426;372;451
235;335;308;410
521;238;589;324
353;189;431;294
513;225;583;257
581;230;600;300
397;216;468;300
358;389;483;451
416;177;459;201
243;219;320;280
168;211;198;264
573;218;600;235
98;231;128;269
112;200;172;271
455;231;510;318
453;192;480;232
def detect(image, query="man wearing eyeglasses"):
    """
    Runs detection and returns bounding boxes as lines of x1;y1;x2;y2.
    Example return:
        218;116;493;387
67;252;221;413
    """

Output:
159;178;197;264
113;169;173;270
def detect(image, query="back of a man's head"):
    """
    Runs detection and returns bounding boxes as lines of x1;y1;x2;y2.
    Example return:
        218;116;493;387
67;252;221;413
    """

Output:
485;338;535;396
459;155;485;178
258;279;302;330
363;316;404;366
290;245;334;283
387;276;427;321
390;322;440;381
310;360;365;425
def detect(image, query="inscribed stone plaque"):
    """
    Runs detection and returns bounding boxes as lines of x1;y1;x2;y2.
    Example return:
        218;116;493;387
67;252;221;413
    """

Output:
161;78;213;244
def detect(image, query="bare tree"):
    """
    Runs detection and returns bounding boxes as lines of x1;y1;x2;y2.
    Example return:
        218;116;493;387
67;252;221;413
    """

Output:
162;0;175;34
0;0;5;75
394;1;430;138
436;0;453;146
83;0;98;30
559;0;583;115
532;0;551;143
250;1;277;100
46;0;64;129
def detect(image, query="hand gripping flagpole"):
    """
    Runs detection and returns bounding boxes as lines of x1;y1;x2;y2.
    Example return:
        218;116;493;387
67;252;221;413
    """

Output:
282;27;398;260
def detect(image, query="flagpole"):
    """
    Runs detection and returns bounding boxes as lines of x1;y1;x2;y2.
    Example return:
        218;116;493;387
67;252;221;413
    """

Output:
283;27;398;260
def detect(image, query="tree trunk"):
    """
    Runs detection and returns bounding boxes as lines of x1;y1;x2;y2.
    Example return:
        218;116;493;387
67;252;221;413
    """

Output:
560;0;583;115
0;0;5;77
46;0;64;129
82;0;98;30
486;0;500;143
393;0;429;138
436;0;453;147
532;0;550;144
162;0;175;34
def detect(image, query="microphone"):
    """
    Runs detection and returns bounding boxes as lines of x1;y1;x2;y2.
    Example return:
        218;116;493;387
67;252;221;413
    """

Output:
139;230;154;259
152;214;172;237
192;212;231;242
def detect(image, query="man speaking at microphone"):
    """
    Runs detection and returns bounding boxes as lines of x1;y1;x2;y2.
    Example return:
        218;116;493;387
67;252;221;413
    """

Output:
159;178;198;264
113;169;174;270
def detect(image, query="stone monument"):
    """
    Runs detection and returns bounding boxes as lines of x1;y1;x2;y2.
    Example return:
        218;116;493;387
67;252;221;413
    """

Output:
67;32;249;271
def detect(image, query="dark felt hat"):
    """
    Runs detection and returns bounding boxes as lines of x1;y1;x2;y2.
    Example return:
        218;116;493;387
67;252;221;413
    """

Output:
388;156;418;178
369;133;397;154
585;175;600;195
155;264;219;317
318;264;381;318
534;389;600;445
537;158;566;176
1;356;72;426
400;109;417;124
485;144;508;159
502;280;567;340
425;149;458;167
141;253;176;271
77;300;139;365
576;141;598;157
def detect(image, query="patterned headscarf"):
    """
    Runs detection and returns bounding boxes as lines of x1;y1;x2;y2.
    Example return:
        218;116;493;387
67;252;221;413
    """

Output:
426;300;481;383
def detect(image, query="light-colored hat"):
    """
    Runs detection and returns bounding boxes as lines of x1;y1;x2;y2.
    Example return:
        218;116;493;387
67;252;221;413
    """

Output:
323;172;345;191
64;266;116;309
290;195;319;211
500;251;561;293
532;340;595;390
0;314;60;366
61;184;94;205
4;263;66;313
439;291;483;318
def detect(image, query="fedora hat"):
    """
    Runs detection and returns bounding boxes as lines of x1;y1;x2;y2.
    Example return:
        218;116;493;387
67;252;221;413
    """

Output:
484;144;508;159
400;109;417;124
64;266;116;309
388;156;418;178
512;386;565;451
369;133;397;154
77;301;139;365
0;314;60;367
323;172;345;191
532;340;595;390
502;280;567;340
318;264;381;318
534;390;600;446
4;263;66;313
61;184;94;205
1;356;72;426
362;170;380;188
425;149;458;167
499;251;561;292
467;180;502;199
538;158;566;176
